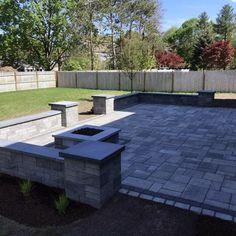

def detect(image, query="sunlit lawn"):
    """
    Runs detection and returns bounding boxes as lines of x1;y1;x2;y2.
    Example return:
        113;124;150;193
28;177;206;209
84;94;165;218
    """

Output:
0;88;128;121
1;88;235;121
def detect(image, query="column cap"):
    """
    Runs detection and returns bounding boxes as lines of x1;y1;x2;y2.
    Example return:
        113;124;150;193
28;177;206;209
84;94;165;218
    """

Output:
49;101;78;108
92;94;115;99
60;141;124;164
198;90;216;95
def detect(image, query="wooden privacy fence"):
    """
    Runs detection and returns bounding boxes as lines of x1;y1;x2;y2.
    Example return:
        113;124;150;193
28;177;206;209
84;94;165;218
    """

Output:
1;70;236;93
0;71;56;93
57;70;236;93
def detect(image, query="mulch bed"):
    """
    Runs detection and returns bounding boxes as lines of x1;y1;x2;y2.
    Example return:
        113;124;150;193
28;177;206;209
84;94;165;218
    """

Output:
64;193;236;236
0;174;96;227
0;173;236;236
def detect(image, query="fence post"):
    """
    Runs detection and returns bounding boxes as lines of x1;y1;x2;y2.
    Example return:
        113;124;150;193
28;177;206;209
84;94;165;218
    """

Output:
75;72;78;88
96;70;99;89
14;72;18;91
203;70;206;91
143;70;146;92
171;71;174;93
55;71;59;87
118;70;121;91
36;71;39;89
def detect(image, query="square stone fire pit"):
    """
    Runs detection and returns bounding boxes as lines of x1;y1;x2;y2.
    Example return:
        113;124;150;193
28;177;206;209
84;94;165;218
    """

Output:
53;125;120;148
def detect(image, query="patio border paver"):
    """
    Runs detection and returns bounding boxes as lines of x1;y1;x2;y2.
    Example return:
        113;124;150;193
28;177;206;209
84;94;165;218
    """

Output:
119;188;234;221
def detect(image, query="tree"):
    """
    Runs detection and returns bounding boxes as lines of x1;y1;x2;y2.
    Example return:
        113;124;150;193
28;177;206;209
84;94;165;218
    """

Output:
203;40;235;70
0;0;26;67
0;0;162;71
0;0;78;71
163;18;199;66
119;33;154;92
163;27;179;49
155;50;185;69
72;0;102;70
98;0;123;70
191;12;214;70
99;0;161;70
215;4;236;40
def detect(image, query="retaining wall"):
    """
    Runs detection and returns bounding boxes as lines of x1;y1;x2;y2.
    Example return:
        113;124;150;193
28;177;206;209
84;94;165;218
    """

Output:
0;139;124;209
0;140;64;188
0;101;79;141
95;91;236;114
0;111;62;141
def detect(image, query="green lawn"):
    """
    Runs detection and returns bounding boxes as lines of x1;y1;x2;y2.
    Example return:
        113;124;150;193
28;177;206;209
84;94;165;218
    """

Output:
0;88;127;121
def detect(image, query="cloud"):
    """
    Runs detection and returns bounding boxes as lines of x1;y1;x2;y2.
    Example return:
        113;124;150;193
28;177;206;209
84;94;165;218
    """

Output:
231;0;236;2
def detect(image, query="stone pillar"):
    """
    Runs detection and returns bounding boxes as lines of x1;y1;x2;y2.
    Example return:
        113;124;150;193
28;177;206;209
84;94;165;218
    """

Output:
92;95;115;114
60;141;124;209
198;90;216;107
49;101;78;127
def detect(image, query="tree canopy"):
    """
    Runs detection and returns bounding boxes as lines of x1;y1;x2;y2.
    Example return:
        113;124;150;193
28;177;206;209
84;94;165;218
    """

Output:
163;4;236;70
203;40;235;70
0;0;161;71
215;4;236;40
1;1;236;71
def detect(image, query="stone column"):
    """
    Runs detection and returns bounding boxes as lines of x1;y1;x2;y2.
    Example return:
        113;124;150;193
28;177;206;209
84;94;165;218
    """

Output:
92;95;115;114
198;90;216;107
49;101;78;127
60;141;124;209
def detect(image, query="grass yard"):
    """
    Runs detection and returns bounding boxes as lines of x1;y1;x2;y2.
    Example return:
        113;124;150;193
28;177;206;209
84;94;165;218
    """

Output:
0;88;127;121
1;88;235;121
215;93;236;99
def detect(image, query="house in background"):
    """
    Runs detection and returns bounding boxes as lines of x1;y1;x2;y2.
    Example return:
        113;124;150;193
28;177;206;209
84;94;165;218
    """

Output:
17;64;44;72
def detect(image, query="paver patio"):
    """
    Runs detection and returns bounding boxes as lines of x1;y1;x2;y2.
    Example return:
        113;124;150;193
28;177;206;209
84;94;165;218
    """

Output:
26;103;236;216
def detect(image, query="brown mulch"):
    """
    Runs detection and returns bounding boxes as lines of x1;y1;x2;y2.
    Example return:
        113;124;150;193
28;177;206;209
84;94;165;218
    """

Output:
0;174;96;227
78;100;98;121
60;194;236;236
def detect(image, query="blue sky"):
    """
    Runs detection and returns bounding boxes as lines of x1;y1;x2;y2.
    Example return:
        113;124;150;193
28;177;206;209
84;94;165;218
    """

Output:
162;0;236;31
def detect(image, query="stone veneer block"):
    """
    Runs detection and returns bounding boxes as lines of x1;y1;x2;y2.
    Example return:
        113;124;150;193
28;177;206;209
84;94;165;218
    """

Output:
198;90;216;107
92;95;115;114
49;101;79;127
0;139;64;188
60;141;125;209
53;125;120;148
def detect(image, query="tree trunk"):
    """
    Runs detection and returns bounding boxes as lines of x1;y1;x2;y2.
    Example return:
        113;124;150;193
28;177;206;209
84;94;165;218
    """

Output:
110;13;116;70
90;33;94;70
89;3;94;71
119;22;123;57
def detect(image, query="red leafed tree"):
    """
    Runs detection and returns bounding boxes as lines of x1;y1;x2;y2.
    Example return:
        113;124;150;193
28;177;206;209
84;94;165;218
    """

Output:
202;40;235;70
155;50;185;69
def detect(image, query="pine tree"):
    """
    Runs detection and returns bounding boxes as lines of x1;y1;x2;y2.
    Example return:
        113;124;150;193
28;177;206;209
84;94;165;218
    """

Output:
215;4;236;40
191;12;214;70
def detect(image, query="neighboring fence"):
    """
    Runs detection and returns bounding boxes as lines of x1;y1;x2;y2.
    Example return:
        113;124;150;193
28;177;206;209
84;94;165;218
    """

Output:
2;70;236;93
0;71;56;93
57;70;236;93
